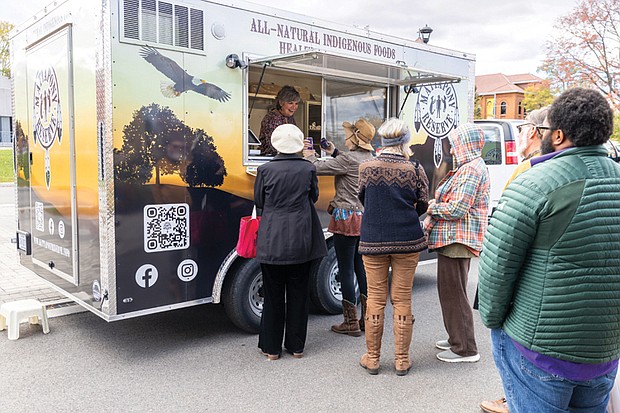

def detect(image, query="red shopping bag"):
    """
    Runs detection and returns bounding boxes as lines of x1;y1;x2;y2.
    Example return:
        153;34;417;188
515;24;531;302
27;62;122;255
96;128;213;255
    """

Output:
236;206;261;258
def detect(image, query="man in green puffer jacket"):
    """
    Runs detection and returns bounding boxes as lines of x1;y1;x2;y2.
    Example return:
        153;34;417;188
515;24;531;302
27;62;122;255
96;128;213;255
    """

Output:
479;87;620;413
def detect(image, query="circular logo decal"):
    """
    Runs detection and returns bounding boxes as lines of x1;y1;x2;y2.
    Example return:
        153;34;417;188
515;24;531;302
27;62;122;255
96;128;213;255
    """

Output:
177;259;198;282
414;83;460;168
92;280;102;302
58;220;65;239
33;66;63;149
135;264;159;288
415;83;458;139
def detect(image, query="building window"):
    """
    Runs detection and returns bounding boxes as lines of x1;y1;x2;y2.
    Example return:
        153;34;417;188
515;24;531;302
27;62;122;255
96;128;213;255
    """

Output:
500;101;507;115
0;116;12;146
518;101;522;115
122;0;204;51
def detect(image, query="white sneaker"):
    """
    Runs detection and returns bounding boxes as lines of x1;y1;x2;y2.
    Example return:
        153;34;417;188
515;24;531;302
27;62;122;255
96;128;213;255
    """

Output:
436;349;480;363
435;339;451;350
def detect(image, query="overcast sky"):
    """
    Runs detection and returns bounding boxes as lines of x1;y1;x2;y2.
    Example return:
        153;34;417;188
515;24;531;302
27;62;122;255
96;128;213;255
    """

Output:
3;0;578;76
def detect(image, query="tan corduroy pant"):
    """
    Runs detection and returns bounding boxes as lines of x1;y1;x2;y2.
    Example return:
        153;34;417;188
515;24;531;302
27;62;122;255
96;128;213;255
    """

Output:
362;252;421;367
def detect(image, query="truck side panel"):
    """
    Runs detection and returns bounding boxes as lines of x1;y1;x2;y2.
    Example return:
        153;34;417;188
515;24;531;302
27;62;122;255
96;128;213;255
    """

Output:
12;0;102;306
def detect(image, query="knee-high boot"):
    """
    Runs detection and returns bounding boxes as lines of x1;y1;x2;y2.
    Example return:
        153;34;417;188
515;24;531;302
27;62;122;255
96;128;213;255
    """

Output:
394;313;414;376
359;294;367;332
331;300;361;337
359;312;384;375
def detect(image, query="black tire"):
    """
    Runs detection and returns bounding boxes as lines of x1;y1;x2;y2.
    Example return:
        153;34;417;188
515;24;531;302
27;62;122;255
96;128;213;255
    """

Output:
310;245;343;314
221;258;263;333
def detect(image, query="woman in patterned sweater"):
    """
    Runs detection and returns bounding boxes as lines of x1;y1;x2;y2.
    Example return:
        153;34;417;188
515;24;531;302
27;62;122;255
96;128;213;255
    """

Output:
357;118;429;376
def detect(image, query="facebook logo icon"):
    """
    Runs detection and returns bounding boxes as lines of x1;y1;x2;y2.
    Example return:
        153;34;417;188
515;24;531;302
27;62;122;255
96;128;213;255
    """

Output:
135;264;159;288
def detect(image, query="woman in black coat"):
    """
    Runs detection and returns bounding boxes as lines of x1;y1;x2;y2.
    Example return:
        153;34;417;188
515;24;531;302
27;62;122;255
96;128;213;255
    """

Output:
254;124;328;360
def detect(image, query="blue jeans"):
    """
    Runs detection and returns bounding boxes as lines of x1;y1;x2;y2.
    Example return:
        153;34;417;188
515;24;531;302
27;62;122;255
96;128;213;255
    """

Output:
333;234;367;304
491;328;617;413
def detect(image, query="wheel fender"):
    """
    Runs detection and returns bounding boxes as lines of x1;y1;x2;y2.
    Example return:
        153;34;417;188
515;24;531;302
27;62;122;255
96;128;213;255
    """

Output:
214;229;333;304
212;248;241;304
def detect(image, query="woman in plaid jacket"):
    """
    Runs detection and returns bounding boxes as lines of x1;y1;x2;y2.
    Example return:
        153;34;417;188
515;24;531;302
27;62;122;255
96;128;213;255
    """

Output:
424;123;489;363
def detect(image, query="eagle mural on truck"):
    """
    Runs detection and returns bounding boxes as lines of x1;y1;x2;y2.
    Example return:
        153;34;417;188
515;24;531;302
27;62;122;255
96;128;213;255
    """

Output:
139;46;231;102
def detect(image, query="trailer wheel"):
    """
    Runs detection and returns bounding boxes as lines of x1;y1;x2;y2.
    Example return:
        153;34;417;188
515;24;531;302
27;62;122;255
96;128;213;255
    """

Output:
310;245;343;314
222;259;263;333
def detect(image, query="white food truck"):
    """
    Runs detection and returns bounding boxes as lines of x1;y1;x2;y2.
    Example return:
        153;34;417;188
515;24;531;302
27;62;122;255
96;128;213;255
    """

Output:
11;0;477;332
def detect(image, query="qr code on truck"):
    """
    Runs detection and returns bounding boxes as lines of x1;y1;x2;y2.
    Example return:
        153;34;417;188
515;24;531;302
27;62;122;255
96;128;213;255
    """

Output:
143;203;190;253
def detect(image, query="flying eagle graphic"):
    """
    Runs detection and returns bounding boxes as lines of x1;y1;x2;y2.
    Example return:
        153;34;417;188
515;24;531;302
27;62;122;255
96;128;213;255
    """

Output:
139;46;231;102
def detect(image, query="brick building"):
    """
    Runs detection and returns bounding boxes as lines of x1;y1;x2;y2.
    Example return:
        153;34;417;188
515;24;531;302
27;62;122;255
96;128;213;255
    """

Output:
476;73;543;119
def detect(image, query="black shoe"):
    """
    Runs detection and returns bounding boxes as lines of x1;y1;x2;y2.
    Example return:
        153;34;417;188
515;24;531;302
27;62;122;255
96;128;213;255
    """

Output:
285;348;304;358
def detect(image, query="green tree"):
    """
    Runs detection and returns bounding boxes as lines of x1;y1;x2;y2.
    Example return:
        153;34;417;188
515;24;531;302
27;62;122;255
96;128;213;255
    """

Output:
522;83;555;112
612;113;620;142
541;0;619;109
0;21;14;77
474;88;482;119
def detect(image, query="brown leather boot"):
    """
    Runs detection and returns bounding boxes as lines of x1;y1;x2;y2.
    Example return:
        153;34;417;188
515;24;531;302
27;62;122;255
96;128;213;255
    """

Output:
331;300;362;337
480;397;509;413
359;294;367;332
359;313;384;375
394;313;414;376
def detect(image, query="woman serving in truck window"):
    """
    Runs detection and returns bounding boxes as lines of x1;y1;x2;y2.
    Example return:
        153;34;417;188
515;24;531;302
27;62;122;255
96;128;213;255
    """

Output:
258;85;301;156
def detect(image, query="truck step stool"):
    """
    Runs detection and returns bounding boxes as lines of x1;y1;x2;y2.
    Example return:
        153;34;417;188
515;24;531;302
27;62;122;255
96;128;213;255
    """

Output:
0;299;50;340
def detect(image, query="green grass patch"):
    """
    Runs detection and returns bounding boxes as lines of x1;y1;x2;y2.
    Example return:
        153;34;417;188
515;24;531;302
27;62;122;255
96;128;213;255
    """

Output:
0;149;15;183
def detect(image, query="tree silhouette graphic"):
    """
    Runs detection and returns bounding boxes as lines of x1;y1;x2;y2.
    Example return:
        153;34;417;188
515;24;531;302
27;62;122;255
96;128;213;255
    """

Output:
114;103;226;187
185;128;227;187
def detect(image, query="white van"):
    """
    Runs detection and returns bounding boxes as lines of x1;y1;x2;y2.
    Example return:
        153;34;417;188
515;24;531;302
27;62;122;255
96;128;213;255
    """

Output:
474;119;526;213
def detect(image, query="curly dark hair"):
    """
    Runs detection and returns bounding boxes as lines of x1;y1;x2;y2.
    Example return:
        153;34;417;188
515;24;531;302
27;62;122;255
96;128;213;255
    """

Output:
547;88;613;147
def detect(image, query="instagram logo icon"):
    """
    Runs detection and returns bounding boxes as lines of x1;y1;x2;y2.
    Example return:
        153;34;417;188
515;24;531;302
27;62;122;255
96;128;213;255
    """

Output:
177;259;198;282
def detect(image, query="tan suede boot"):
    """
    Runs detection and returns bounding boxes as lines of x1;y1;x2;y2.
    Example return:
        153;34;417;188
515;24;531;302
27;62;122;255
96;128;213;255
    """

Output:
394;313;414;376
331;300;362;337
359;294;367;332
359;313;384;375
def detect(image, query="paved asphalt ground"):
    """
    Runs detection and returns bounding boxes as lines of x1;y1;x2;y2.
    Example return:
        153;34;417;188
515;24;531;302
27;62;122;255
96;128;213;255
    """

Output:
0;183;504;412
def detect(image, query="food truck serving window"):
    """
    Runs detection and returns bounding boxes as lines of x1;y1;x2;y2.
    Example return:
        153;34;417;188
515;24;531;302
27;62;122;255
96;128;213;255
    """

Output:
250;50;461;86
244;50;462;165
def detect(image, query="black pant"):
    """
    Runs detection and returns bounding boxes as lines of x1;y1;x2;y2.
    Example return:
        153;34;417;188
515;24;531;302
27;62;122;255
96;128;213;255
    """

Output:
333;234;367;304
258;261;312;356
